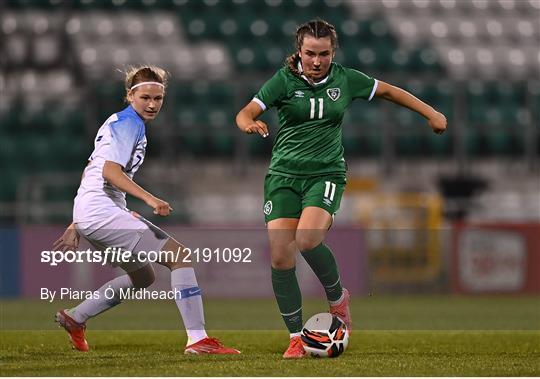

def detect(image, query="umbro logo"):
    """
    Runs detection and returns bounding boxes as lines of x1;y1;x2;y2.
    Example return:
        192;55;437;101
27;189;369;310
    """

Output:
294;90;305;98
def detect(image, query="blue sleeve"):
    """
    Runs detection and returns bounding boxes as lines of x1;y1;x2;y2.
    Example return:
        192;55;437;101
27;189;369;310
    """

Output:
106;118;143;168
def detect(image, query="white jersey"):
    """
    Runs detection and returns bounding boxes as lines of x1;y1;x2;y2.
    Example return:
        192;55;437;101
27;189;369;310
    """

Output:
73;105;147;228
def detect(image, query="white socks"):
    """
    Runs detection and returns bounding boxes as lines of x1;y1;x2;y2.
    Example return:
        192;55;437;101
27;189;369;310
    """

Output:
171;267;208;345
68;274;134;324
67;268;208;346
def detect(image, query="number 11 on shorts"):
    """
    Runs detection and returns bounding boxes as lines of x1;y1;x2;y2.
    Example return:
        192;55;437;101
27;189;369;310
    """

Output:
324;181;336;202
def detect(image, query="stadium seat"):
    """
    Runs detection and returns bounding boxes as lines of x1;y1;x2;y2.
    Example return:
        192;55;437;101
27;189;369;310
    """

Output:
210;130;235;156
345;102;382;156
427;130;452;156
0;167;20;202
181;129;206;156
409;46;443;74
394;116;426;157
1;0;537;166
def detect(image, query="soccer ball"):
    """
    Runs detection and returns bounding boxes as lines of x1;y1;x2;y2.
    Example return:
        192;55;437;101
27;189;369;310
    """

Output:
300;312;349;358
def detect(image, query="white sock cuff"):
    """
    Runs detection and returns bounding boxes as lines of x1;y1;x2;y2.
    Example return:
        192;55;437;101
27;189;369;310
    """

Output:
290;332;301;339
171;267;198;287
112;274;134;289
328;290;345;306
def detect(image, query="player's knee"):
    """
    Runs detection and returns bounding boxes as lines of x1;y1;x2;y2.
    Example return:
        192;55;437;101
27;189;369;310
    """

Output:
158;239;191;270
134;274;155;289
130;266;155;289
271;255;295;270
295;235;321;253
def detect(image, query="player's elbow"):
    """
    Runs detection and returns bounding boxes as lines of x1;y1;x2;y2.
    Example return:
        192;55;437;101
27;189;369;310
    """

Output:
235;108;250;131
235;110;244;130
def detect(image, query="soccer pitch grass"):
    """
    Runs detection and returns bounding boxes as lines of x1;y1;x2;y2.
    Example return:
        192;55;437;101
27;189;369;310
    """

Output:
2;296;539;376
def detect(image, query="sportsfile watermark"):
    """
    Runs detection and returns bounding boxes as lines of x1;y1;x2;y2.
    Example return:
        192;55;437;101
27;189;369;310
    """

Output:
40;287;195;303
41;246;253;266
11;227;532;332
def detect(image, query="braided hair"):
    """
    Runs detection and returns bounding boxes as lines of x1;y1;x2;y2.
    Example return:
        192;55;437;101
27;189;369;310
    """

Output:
285;19;338;77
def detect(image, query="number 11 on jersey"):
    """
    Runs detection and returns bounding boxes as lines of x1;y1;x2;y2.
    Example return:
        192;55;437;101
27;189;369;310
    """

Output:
309;98;324;119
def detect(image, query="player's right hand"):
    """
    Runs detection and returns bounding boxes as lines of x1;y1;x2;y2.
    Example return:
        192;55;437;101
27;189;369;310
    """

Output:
146;196;173;216
53;224;80;252
244;120;269;138
428;111;447;134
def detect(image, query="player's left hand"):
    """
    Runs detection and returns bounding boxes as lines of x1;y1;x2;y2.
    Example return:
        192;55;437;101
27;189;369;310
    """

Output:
244;120;269;138
146;195;173;216
53;224;80;252
428;111;447;134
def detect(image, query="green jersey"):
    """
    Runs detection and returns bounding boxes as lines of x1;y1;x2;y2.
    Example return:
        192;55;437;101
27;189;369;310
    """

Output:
254;62;377;177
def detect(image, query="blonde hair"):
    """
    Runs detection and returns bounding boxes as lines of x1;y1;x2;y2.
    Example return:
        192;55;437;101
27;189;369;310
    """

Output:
285;19;338;77
124;65;169;102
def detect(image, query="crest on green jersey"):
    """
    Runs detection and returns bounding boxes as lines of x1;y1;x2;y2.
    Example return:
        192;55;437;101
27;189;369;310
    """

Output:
327;88;341;101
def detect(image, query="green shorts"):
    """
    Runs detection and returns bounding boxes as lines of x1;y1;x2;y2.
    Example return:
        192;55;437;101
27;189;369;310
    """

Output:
263;173;347;223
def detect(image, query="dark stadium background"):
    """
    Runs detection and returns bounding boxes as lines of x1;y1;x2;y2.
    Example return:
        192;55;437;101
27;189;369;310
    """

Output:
0;2;539;373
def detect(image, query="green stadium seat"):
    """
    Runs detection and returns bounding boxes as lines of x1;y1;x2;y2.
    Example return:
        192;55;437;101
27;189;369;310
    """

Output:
427;131;452;156
194;12;223;39
229;43;257;71
6;0;52;8
171;83;196;107
0;168;19;202
51;136;91;170
409;46;443;74
210;130;234;156
62;110;87;136
231;10;260;42
344;103;382;156
93;82;125;121
466;127;484;157
390;48;413;73
0;137;17;167
395;127;425;157
1;97;25;135
16;136;54;170
339;42;363;69
372;39;399;72
43;182;78;202
181;129;205;155
205;83;233;106
485;126;512;155
264;16;287;41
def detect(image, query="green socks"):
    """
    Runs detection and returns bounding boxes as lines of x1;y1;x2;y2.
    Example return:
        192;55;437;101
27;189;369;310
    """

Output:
301;243;343;302
271;244;343;333
271;267;303;333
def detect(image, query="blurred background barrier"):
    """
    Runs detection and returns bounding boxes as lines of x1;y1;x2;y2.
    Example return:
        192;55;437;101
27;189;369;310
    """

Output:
452;222;540;294
0;0;539;298
2;222;540;297
1;226;367;298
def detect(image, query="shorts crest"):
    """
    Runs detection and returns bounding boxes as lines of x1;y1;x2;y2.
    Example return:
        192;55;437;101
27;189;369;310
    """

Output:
263;200;273;215
327;88;340;101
